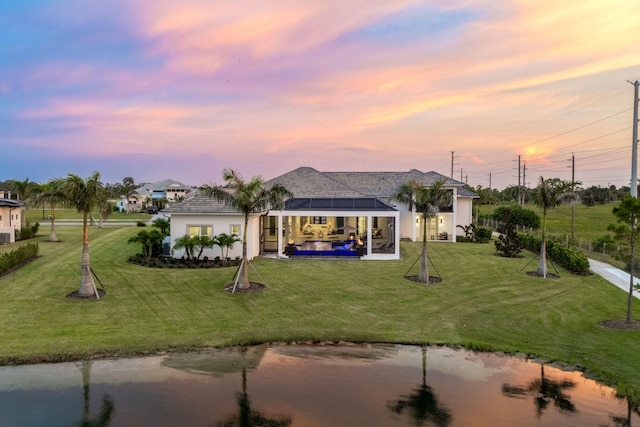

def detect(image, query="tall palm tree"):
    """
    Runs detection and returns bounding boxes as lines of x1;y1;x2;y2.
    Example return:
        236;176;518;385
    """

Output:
32;178;65;242
392;179;452;283
533;177;572;278
58;171;104;298
201;169;292;290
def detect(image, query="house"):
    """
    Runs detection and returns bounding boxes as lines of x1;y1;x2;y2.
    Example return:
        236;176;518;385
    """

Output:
163;167;477;261
117;179;192;212
0;199;22;244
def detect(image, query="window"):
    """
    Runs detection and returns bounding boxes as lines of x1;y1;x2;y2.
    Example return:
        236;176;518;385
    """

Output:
313;216;327;225
188;225;212;238
230;224;240;235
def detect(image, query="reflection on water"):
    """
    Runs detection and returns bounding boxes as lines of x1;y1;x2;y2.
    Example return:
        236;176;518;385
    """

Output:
0;343;637;427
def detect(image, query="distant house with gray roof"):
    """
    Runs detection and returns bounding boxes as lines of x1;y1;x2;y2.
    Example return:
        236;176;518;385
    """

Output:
117;179;193;212
0;198;22;244
162;167;477;261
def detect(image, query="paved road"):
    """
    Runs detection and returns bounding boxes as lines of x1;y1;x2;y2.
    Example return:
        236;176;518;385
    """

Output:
589;258;640;300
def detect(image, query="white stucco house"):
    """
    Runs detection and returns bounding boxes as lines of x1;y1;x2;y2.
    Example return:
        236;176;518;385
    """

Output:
0;198;22;244
162;167;477;261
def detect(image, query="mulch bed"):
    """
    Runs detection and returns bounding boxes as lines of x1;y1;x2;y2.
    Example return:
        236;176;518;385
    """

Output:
224;282;266;294
404;275;443;284
600;319;640;331
66;289;106;300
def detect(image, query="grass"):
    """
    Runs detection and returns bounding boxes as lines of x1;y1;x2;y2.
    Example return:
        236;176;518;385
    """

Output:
24;208;152;223
1;224;640;400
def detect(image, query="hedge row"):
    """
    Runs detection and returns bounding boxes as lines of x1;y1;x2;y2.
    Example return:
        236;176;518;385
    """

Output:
0;243;39;276
518;233;590;275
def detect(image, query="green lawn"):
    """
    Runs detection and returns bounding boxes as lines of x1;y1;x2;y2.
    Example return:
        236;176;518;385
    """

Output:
1;225;640;401
24;208;152;223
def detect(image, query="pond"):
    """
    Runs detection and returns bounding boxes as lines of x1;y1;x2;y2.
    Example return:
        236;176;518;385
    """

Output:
0;343;636;426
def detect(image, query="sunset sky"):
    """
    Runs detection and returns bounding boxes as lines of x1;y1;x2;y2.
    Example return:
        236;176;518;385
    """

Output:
2;0;639;190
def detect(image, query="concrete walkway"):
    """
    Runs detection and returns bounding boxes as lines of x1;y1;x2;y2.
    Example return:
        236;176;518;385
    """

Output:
589;258;640;300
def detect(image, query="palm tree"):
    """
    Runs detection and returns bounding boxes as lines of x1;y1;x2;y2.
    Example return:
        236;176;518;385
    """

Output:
128;229;164;261
215;233;242;262
193;235;216;261
533;177;572;278
152;217;170;236
96;187;112;228
201;169;292;290
392;179;452;283
32;178;65;242
608;195;640;324
173;234;196;261
57;171;104;298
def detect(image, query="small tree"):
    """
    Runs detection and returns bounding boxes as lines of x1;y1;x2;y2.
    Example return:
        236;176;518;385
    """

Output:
128;229;164;261
608;195;640;324
216;233;242;262
152;217;170;236
533;177;573;278
173;235;196;261
392;179;453;283
494;207;522;258
193;235;215;261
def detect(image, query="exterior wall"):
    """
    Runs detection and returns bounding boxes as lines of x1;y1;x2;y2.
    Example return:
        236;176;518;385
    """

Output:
168;213;252;260
0;206;20;243
455;198;474;234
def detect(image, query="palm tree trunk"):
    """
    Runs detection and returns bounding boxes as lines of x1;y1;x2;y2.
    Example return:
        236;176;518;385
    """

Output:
239;216;250;289
419;215;429;283
49;202;57;242
537;236;547;278
78;213;95;297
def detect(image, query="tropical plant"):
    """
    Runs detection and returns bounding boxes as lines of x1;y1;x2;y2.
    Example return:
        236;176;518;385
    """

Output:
608;195;640;324
152;217;170;236
392;179;453;283
215;233;242;262
201;169;292;290
31;178;66;242
96;187;112;228
533;177;573;278
173;234;196;261
57;171;104;298
193;235;215;261
128;229;164;261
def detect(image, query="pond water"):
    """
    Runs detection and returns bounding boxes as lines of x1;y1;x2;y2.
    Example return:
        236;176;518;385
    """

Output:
0;343;637;427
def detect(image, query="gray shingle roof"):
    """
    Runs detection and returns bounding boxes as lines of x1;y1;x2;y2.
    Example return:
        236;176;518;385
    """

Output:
0;199;22;208
265;167;469;198
162;192;240;214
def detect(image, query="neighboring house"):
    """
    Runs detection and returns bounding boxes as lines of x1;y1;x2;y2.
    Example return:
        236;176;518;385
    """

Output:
0;189;12;199
117;179;192;212
163;193;250;260
0;199;22;244
163;167;477;261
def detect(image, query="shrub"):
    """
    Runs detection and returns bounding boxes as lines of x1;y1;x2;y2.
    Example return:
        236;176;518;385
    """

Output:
16;222;40;240
518;233;590;275
592;235;616;253
0;243;39;275
495;208;522;257
136;221;146;227
476;226;493;243
492;205;540;228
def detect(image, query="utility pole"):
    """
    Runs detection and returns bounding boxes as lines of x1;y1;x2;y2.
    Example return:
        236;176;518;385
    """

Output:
460;168;463;182
520;162;527;206
570;153;575;240
450;151;458;179
488;171;492;215
629;80;639;197
517;155;521;204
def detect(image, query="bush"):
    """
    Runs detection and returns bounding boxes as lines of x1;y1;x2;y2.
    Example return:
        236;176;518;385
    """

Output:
136;221;146;227
592;235;616;253
518;233;590;275
476;226;493;243
492;205;540;229
0;243;39;275
16;222;40;240
495;208;522;257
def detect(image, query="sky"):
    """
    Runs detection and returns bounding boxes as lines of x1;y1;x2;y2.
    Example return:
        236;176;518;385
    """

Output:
1;0;639;190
